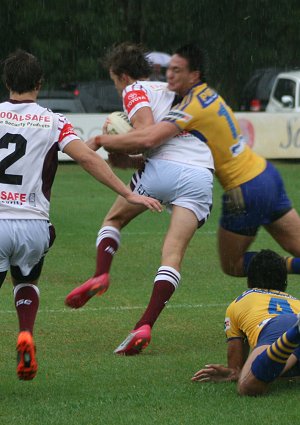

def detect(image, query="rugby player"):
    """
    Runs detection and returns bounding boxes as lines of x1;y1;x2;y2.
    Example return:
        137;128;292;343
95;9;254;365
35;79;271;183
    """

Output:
192;250;300;396
65;42;214;356
92;43;300;278
0;49;161;379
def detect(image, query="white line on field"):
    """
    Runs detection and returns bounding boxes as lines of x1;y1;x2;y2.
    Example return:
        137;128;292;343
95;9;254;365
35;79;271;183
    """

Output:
0;302;227;314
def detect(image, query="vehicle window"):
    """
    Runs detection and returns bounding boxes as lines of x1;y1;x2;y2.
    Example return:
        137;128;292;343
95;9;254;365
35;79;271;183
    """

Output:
37;98;85;113
274;79;296;106
257;72;279;99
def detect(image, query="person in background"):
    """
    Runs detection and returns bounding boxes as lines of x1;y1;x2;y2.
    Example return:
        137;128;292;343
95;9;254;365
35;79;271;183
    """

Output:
192;249;300;396
149;63;166;82
0;49;161;380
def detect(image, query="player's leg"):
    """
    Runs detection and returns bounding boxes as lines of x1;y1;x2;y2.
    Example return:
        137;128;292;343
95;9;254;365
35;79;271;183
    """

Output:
113;162;212;355
218;226;256;276
12;262;42;336
12;264;42;381
261;160;300;274
95;194;147;276
238;345;270;396
65;195;147;308
114;206;199;355
136;205;199;326
264;208;300;274
239;314;300;396
10;219;53;380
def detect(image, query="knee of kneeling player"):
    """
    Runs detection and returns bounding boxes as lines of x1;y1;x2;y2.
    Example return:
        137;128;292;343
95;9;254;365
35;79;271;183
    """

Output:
237;379;268;397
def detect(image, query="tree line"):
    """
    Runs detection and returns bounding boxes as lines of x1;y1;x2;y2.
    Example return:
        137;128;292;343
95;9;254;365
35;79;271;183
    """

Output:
1;0;299;108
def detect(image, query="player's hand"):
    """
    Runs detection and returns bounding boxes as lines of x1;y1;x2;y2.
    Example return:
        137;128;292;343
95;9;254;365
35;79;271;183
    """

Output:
125;192;163;212
102;117;111;135
191;364;239;383
86;136;102;151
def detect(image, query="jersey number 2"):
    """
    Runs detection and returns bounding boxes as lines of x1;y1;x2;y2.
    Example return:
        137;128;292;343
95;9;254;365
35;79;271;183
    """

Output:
0;133;27;185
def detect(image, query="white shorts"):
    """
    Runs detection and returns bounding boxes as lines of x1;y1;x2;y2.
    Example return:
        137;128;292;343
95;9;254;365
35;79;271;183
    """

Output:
130;158;213;223
0;219;52;276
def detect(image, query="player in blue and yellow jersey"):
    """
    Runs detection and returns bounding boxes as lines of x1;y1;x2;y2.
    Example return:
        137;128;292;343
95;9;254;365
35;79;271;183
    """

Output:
192;250;300;396
97;43;300;278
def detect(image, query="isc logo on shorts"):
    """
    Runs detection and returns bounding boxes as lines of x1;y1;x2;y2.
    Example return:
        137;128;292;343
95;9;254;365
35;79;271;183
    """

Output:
16;299;32;306
137;185;149;197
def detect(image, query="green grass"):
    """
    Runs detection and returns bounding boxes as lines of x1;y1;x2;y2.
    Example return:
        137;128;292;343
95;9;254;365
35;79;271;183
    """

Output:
1;161;300;425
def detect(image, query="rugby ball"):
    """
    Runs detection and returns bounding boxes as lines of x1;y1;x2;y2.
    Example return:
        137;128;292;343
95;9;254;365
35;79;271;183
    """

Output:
106;111;133;135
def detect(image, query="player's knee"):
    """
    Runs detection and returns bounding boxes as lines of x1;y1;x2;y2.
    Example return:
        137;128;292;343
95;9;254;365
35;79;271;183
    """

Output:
237;379;268;397
220;260;244;277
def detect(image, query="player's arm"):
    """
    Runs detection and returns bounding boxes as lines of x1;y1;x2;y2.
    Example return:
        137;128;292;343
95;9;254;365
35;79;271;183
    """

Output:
130;106;155;129
191;338;246;383
63;139;162;212
94;120;180;154
86;105;155;155
106;106;155;167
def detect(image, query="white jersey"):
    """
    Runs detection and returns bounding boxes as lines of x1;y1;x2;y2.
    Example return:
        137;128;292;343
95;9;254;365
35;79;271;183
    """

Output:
122;81;214;170
0;100;79;220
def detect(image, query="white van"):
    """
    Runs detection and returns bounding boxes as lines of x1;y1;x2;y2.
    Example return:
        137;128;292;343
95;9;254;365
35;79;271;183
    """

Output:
266;71;300;112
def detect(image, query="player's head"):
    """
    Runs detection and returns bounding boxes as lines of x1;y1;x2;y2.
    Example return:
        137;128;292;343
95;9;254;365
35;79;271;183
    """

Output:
167;43;208;97
104;42;152;95
247;249;287;292
2;49;43;94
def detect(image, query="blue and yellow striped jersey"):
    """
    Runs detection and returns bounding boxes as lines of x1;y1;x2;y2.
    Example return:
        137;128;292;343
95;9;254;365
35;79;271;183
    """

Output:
225;288;300;349
163;82;266;191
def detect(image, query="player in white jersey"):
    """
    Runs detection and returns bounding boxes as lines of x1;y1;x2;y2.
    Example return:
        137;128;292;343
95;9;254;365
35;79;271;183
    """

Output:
0;49;161;380
65;42;214;356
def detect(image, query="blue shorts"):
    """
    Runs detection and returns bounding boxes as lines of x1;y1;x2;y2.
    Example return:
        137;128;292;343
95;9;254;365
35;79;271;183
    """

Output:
256;314;300;362
220;161;292;236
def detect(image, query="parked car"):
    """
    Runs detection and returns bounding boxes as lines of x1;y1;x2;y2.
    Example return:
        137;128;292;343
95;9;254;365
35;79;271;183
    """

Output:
37;90;86;113
239;67;285;112
61;80;123;113
266;71;300;112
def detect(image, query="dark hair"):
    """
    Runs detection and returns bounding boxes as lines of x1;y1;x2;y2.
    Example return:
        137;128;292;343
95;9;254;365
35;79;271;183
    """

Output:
174;43;208;82
247;249;287;292
103;42;152;80
2;49;43;94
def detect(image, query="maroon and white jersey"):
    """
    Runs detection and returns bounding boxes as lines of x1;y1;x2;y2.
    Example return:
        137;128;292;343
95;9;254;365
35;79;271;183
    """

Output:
122;81;214;170
0;100;79;219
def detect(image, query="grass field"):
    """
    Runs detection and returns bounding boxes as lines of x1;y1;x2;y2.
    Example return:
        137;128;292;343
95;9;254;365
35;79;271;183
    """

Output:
1;161;300;425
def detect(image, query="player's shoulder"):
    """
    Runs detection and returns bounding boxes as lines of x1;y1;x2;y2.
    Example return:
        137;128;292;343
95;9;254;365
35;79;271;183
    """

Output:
124;80;169;95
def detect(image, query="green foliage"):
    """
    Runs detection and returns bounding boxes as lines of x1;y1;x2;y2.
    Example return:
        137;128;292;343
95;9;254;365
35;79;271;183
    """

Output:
1;161;300;424
0;0;300;106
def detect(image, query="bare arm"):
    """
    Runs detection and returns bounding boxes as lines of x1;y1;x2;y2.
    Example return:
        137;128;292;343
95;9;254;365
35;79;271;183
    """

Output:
86;105;156;154
106;106;155;168
130;105;155;129
95;121;180;153
63;139;162;212
192;339;246;383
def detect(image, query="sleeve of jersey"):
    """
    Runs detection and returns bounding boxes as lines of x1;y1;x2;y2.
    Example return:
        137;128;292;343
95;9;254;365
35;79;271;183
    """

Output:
57;118;80;151
224;302;244;341
123;89;151;120
162;97;197;131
